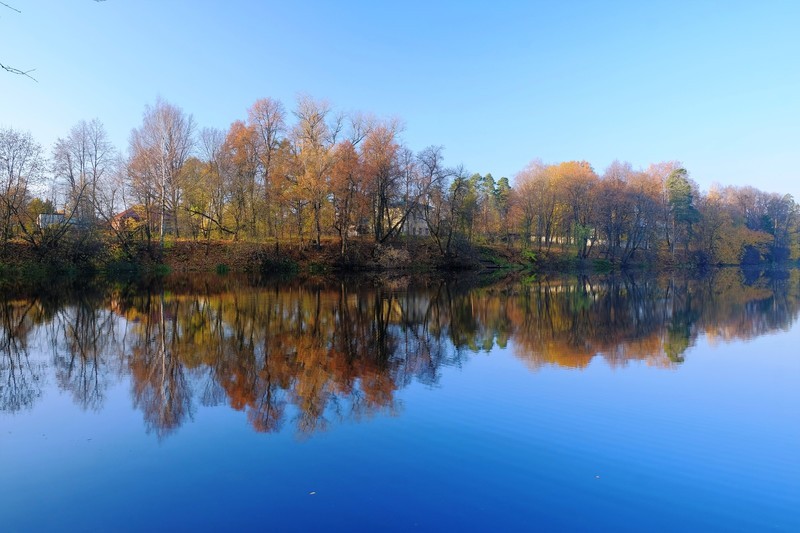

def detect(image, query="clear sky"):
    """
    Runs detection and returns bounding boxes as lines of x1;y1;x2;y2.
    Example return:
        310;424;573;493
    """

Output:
2;0;799;198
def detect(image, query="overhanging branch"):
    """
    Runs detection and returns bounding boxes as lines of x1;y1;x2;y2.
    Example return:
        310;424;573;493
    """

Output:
0;62;37;81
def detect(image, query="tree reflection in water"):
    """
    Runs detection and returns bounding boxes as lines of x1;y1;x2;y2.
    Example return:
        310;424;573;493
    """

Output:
0;269;797;437
0;299;46;412
50;298;118;411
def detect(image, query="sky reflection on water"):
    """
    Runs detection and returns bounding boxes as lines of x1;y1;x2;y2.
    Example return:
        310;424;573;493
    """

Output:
0;270;798;531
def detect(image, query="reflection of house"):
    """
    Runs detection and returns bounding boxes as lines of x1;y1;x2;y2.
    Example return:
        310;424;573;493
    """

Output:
37;212;66;228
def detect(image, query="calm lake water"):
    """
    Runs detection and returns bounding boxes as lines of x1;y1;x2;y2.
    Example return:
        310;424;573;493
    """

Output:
1;270;798;531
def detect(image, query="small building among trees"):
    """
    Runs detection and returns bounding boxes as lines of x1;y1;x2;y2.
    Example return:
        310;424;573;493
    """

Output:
111;207;144;231
37;212;66;228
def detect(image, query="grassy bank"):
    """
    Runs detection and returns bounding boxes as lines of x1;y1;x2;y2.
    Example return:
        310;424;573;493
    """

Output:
1;237;795;284
0;238;478;280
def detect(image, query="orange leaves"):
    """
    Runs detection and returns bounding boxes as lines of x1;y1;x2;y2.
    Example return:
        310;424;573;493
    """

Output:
224;120;259;175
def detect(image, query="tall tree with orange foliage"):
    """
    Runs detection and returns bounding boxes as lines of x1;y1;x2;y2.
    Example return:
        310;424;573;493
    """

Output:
292;96;341;247
361;119;403;242
554;160;598;258
222;120;259;239
330;140;362;256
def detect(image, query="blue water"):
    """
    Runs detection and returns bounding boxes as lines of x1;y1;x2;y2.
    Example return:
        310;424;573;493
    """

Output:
0;272;798;531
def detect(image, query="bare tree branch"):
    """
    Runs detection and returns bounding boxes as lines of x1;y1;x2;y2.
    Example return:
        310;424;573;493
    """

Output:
0;62;37;81
2;1;105;81
0;2;38;81
0;2;21;14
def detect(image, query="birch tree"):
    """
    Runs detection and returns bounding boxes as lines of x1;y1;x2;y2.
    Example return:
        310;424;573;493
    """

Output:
129;98;195;245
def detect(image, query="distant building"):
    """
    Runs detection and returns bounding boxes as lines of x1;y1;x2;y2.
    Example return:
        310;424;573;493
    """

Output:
111;207;144;231
388;201;430;237
345;201;431;238
37;212;66;228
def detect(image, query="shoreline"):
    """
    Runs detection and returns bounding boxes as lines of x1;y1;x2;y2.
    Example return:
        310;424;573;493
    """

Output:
1;238;797;286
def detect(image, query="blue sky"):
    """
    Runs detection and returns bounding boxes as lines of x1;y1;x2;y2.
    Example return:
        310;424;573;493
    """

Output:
2;0;799;198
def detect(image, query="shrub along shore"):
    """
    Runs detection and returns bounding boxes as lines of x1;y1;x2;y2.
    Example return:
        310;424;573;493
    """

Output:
1;236;796;286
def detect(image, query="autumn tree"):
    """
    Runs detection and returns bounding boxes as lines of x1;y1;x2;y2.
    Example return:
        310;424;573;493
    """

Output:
0;127;44;247
330;140;362;255
596;160;633;261
513;160;563;251
222;121;259;239
554;161;598;258
128;98;195;245
358;119;403;242
693;186;727;263
330;113;374;250
763;193;797;261
455;174;480;242
641;161;681;256
52;119;116;226
187;127;234;239
423;163;471;257
292;96;341;247
594;161;661;265
247;98;287;238
621;170;662;264
126;144;157;244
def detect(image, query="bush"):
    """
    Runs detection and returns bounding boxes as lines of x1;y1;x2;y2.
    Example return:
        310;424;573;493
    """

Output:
522;250;538;265
374;245;411;269
592;258;614;273
153;264;172;276
260;257;299;275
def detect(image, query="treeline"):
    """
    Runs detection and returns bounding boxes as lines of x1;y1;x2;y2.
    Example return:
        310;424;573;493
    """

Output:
513;160;798;266
1;95;798;267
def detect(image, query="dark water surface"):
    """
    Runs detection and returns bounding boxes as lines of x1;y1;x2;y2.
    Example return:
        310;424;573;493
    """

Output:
1;270;798;531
